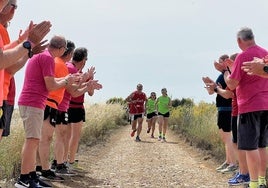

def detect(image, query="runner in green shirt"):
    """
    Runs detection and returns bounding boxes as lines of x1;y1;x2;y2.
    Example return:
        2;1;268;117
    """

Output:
145;92;157;138
156;88;171;142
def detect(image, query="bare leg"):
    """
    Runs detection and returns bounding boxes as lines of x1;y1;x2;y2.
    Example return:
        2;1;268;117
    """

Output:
21;138;39;174
38;119;55;170
69;121;83;163
55;124;68;165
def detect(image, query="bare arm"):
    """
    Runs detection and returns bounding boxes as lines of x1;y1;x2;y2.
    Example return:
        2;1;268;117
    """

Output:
223;71;239;91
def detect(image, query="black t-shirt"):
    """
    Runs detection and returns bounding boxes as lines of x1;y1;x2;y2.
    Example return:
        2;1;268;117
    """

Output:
215;74;232;107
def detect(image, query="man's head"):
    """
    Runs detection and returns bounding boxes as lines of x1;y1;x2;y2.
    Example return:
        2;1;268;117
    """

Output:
237;27;255;51
136;84;143;92
48;35;67;57
72;47;88;70
219;54;229;63
61;40;75;61
0;0;16;25
0;0;9;13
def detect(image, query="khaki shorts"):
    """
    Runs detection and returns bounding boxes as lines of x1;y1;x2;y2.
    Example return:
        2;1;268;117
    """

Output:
19;105;44;139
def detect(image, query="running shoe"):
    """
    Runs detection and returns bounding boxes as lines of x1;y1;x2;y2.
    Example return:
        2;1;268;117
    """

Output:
228;171;239;182
66;161;84;173
161;137;167;143
220;164;238;174
135;136;141;142
36;166;42;176
40;169;64;182
130;129;136;137
158;136;162;141
228;173;250;186
50;160;57;172
35;178;52;188
15;178;36;188
216;161;228;172
151;135;154;138
55;165;77;176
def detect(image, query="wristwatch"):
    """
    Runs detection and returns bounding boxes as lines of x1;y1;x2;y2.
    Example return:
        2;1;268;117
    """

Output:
23;41;33;58
263;65;268;73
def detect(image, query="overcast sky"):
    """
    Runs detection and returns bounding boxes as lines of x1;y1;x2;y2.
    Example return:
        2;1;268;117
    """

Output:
8;0;268;105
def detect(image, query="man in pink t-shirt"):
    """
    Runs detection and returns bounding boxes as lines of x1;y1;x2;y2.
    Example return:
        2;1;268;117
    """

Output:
223;27;268;188
16;35;76;187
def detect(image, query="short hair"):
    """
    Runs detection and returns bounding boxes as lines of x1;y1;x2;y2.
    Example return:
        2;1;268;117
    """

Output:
61;40;75;57
237;27;254;41
137;84;143;88
161;88;167;92
72;47;88;62
230;53;238;61
49;35;66;49
219;54;229;62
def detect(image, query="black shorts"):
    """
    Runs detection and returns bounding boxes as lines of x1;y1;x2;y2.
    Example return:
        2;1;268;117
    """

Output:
158;112;170;118
237;111;268;150
2;101;14;136
231;116;238;143
68;108;85;123
132;114;143;121
0;105;5;129
44;105;58;127
56;111;69;125
147;112;157;119
217;111;232;132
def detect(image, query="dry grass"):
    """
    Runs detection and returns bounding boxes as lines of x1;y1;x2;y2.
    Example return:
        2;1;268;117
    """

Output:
0;103;126;182
169;101;225;161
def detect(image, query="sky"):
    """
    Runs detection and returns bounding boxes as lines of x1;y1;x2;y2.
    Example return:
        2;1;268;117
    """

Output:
7;0;268;105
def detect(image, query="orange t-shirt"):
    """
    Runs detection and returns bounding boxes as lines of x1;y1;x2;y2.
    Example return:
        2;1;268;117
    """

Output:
45;57;69;109
0;24;10;106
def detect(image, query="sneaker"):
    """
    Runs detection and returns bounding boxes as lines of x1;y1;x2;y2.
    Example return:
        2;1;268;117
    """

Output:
147;128;151;133
36;166;42;176
220;164;238;174
15;178;36;188
35;178;52;188
66;161;84;173
216;161;228;172
158;136;162;141
50;160;57;172
228;173;250;185
130;129;136;137
228;171;240;182
55;165;77;176
40;169;64;182
135;136;141;142
151;135;154;138
161;137;167;142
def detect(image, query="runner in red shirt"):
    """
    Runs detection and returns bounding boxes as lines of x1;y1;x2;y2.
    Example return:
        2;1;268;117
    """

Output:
126;84;147;141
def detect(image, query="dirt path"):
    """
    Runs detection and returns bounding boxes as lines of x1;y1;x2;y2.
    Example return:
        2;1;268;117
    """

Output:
52;124;243;188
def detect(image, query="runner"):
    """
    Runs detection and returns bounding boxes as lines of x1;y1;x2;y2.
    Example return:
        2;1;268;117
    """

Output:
145;92;157;138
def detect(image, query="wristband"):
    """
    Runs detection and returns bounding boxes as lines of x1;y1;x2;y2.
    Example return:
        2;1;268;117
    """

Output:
64;78;68;85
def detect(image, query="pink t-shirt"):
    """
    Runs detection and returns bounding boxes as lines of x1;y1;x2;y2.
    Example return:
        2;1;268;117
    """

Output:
58;62;78;112
229;45;268;114
18;50;55;110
